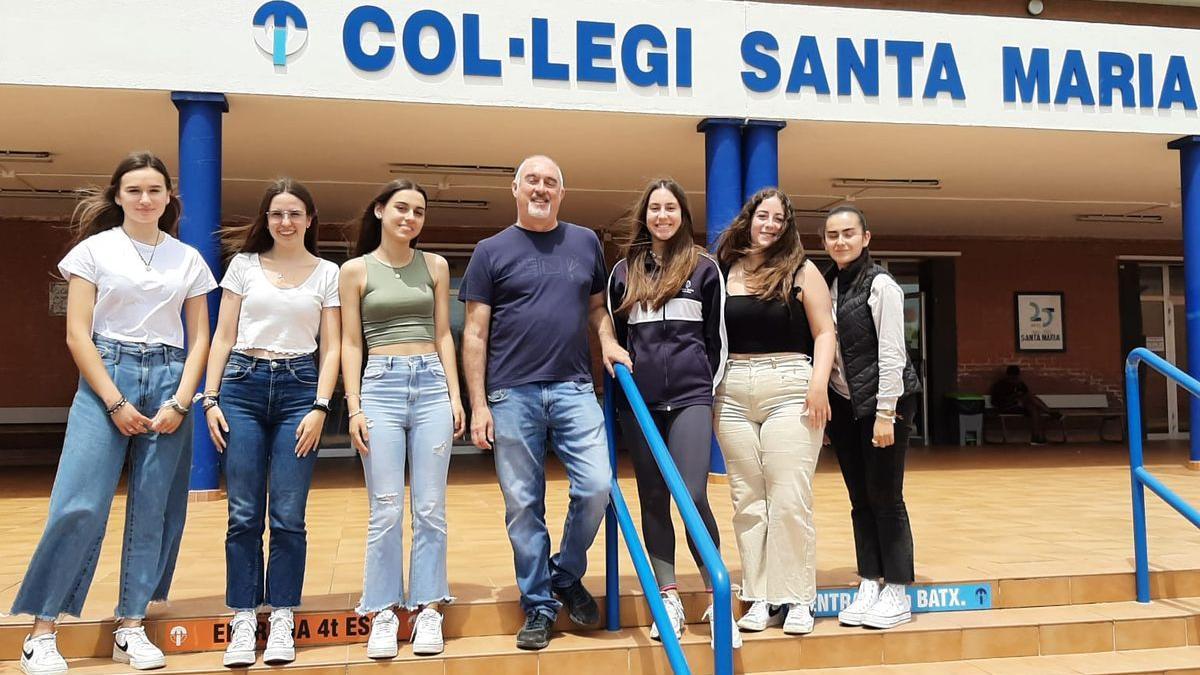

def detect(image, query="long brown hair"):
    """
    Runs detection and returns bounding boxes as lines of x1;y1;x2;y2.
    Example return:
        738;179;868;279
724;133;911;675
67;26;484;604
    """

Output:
715;187;806;303
353;179;429;257
68;152;181;247
615;179;701;315
223;178;319;256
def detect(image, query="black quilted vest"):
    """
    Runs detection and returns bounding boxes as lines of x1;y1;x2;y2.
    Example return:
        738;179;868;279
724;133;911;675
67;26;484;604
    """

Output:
826;253;923;419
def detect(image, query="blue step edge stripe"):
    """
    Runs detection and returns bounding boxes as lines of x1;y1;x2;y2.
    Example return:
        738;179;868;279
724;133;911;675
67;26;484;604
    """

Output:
813;582;994;617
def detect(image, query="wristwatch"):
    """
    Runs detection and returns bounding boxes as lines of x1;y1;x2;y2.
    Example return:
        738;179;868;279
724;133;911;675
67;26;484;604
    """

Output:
312;397;331;414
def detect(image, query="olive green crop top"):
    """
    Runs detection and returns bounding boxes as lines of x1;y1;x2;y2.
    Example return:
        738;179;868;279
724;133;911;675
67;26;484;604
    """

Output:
361;251;436;349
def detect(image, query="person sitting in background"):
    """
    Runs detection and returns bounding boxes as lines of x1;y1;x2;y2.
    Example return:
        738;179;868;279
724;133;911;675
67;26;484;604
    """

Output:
990;365;1060;445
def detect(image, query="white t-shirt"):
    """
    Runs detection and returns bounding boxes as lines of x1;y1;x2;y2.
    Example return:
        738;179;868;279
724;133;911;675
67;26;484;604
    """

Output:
220;252;341;355
58;228;218;348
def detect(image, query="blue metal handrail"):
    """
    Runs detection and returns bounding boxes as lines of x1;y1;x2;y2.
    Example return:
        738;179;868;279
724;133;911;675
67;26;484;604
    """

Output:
603;364;734;675
1125;347;1200;602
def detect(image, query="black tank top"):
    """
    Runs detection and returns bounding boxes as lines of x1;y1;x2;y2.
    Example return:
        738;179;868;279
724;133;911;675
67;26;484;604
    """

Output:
725;291;815;356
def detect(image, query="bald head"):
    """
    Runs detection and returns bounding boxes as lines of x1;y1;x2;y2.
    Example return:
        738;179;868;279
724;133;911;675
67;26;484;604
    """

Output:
512;155;565;230
514;155;565;188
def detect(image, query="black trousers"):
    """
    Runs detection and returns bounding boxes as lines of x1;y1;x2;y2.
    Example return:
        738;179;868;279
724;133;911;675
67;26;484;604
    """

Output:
826;392;917;585
620;405;720;589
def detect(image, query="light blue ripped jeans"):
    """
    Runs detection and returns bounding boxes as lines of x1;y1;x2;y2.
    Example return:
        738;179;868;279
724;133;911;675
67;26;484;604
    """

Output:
357;353;455;613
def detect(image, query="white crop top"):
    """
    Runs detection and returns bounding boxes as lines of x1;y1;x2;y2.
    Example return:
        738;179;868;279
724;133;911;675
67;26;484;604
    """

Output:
220;252;341;355
58;228;217;349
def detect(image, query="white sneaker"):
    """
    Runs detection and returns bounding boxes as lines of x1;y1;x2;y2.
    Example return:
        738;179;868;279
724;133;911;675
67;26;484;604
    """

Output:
366;609;399;659
702;604;742;649
410;607;444;656
20;633;67;675
862;583;911;629
263;608;296;665
649;593;685;641
783;603;814;635
223;612;258;667
113;626;165;670
736;600;784;632
838;578;882;626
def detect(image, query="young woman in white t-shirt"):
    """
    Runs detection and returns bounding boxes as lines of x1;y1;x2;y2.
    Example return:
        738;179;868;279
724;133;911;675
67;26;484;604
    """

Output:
12;152;217;675
199;179;341;668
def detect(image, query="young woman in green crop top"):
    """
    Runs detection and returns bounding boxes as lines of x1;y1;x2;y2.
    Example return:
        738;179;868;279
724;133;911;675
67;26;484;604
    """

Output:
338;179;464;658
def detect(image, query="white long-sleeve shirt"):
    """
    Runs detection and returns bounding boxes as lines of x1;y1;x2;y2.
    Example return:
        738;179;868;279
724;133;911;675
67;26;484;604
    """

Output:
829;273;907;413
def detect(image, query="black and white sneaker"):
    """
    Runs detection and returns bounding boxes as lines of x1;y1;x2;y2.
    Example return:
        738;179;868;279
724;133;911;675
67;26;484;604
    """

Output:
113;626;165;670
20;633;67;675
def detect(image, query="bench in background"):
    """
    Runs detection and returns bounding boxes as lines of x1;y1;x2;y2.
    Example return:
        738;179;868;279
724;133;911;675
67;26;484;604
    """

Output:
983;394;1125;443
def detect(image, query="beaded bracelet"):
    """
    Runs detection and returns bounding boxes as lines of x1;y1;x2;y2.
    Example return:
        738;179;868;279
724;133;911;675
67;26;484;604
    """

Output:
105;396;128;416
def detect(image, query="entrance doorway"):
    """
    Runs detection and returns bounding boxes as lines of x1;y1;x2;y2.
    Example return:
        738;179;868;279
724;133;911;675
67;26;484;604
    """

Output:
1139;263;1189;438
813;255;937;445
880;260;929;445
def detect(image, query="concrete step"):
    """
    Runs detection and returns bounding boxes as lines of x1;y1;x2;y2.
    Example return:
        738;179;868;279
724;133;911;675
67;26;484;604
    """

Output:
769;645;1200;674
3;567;1198;660
2;597;1199;674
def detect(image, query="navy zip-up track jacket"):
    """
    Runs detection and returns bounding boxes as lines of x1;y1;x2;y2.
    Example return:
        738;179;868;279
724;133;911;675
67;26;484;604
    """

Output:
607;252;728;410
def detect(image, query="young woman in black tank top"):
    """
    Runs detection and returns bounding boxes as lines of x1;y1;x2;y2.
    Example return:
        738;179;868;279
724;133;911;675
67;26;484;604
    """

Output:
713;188;836;637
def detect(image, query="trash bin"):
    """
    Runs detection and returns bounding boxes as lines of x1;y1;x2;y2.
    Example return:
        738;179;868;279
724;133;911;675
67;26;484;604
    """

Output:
947;394;985;446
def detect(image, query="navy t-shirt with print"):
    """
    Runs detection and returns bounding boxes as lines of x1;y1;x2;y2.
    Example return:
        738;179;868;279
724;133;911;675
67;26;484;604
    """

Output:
458;222;607;391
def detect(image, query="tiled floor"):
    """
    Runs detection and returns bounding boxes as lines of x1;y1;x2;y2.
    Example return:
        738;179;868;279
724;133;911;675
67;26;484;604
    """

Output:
1;441;1198;624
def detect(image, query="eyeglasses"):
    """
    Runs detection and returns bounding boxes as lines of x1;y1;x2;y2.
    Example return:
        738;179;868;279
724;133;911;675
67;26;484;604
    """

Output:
266;210;306;223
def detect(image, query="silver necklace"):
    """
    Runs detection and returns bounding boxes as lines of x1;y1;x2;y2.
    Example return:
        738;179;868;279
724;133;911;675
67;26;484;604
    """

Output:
374;250;413;279
122;227;161;271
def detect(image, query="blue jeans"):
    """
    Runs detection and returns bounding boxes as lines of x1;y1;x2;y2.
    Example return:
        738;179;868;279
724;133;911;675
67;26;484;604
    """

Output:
220;352;319;611
488;380;611;618
11;336;193;620
357;354;454;613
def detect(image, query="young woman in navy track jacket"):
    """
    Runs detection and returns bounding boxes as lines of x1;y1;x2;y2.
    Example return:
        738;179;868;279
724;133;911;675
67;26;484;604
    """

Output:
607;178;738;646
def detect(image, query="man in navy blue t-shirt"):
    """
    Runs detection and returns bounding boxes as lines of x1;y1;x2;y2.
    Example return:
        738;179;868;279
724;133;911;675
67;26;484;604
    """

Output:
459;155;631;650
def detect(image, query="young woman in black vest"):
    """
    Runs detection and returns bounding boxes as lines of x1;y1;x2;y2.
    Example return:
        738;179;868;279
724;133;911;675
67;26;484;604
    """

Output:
821;205;922;630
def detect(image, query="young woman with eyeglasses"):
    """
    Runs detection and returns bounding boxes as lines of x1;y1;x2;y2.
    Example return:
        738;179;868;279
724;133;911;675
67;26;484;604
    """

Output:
200;179;341;667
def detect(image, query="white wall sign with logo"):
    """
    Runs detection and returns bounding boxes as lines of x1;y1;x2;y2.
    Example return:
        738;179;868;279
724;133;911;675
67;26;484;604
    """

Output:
1146;335;1166;352
1015;292;1065;352
4;1;1200;134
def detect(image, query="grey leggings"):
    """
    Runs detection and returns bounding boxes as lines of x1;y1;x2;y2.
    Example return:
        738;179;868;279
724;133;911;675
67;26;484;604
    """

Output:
620;404;721;590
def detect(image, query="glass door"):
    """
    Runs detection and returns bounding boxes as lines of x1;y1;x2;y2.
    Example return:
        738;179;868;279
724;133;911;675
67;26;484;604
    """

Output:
881;260;929;445
1140;263;1188;439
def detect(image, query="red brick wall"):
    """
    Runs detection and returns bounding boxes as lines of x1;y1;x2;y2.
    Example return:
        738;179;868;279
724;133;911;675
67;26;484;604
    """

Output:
0;218;77;406
0;218;353;408
2;217;1186;409
846;235;1182;401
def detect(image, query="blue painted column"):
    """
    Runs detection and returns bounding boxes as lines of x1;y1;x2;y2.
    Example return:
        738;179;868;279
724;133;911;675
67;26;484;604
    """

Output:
698;118;744;475
741;120;786;200
698;118;745;250
1168;135;1200;467
172;91;228;491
